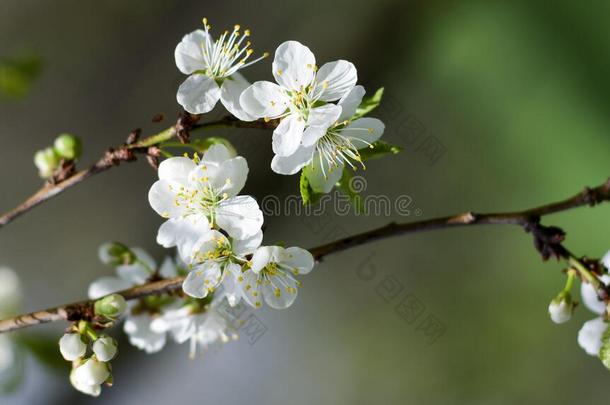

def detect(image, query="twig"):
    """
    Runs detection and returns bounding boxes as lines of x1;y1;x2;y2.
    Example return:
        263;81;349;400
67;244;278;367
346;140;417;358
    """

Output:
0;115;276;228
1;177;609;333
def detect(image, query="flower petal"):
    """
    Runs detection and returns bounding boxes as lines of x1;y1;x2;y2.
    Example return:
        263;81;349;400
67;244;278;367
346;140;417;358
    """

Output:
239;270;263;309
220;73;256;121
341;117;385;149
148;179;188;219
158;157;196;186
157;216;211;261
216;195;264;239
578;317;608;356
88;276;131;300
272;113;306;156
300;126;327;148
240;81;289;118
303;157;344;193
219;262;244;307
175;29;209;74
270;144;315;175
306;104;342;128
272;41;316;91
176;74;221;114
232;230;263;256
182;262;222;299
313;60;357;101
281;247;315;275
262;273;299;309
123;315;167;354
251;246;282;273
338;85;365;120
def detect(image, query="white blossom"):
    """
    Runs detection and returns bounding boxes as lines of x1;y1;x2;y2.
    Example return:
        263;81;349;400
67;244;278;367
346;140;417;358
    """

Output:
548;298;572;324
70;367;101;397
175;19;267;118
59;333;87;361
72;357;110;387
92;337;118;362
238;246;315;309
149;144;263;242
181;229;261;301
578;269;610;356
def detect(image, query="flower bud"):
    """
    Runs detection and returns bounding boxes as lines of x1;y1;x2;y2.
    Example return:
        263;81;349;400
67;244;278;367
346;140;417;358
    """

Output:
53;133;82;160
94;294;127;320
92;336;118;362
59;333;87;361
70;368;101;397
98;242;135;266
72;357;110;386
548;293;574;324
33;147;60;178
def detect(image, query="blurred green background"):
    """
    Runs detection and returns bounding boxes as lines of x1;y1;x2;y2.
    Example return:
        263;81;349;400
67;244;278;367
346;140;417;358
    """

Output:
2;0;610;403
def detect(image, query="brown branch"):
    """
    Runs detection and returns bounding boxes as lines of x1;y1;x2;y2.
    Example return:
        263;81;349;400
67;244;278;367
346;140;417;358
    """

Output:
1;177;610;334
0;115;276;228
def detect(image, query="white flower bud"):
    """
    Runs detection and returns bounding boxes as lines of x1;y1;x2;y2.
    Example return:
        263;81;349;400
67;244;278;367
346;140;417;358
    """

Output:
72;357;110;386
92;336;118;362
94;294;127;320
70;368;101;397
548;294;573;324
59;333;87;361
98;242;135;266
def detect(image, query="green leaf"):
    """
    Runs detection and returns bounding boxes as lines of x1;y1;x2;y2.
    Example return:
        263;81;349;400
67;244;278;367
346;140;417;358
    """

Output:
16;333;66;372
336;168;365;214
354;87;384;119
358;140;402;161
299;169;323;205
0;55;42;99
191;137;237;156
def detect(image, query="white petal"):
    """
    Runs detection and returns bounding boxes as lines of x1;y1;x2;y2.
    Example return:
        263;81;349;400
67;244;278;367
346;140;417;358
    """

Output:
300;126;327;148
240;81;289;118
73;358;109;386
262;273;299;309
272;113;306;156
158;157;196;186
306;104;342;128
341;117;385;149
191;156;248;198
123;315;167;354
88;277;131;300
239;270;263;309
201;144;233;165
157;216;211;261
303;157;344;193
176;74;221;114
338;85;365;120
313;60;357;101
270;144;315;175
272;41;316;91
182;262;222;299
191;230;229;259
216;195;264;239
219;262;244;307
148;179;187;219
220;73;256;121
159;256;178;278
116;247;155;285
578;317;608;356
92;337;118;362
251;246;282;273
602;251;610;270
281;247;315;275
175;29;209;74
232;230;263;256
581;275;610;315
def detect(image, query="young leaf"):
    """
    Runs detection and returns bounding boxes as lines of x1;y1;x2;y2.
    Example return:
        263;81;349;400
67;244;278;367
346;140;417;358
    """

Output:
358;141;402;161
354;87;384;119
336;168;365;214
299;170;323;206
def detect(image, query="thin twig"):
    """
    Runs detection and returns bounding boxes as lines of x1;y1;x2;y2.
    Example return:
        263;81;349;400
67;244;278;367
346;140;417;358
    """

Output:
0;115;275;228
1;177;609;334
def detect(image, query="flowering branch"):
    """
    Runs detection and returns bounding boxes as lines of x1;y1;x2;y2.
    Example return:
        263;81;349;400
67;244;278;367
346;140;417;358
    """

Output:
1;176;609;334
0;114;277;229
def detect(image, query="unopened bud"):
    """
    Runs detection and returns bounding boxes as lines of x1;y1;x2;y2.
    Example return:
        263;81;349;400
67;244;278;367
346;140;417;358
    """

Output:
94;294;127;320
72;357;110;386
59;333;87;361
92;336;118;362
548;293;574;324
54;133;82;160
98;242;135;266
34;147;60;178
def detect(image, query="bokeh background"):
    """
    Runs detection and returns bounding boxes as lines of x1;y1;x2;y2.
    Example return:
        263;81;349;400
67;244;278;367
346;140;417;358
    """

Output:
2;0;610;403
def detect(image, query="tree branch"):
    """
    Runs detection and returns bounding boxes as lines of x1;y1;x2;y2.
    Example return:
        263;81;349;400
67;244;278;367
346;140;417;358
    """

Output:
0;115;276;228
1;177;609;334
